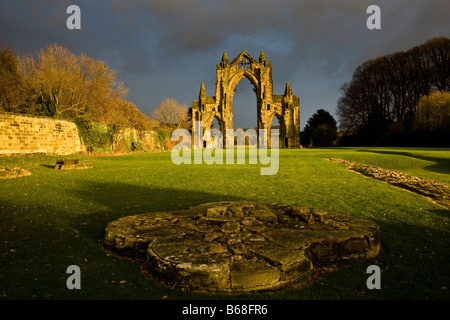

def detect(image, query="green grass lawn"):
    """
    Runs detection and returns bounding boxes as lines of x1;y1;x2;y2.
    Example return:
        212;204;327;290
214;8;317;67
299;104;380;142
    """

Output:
0;147;449;300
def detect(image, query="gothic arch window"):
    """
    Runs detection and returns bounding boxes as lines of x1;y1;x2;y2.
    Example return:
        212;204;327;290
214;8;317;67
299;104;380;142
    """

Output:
238;57;251;69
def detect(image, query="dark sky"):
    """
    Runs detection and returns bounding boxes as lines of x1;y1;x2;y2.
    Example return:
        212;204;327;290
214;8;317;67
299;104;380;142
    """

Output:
1;0;449;129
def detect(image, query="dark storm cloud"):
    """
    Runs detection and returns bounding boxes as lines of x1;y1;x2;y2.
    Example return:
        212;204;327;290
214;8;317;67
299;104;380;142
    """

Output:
1;0;449;127
106;0;450;79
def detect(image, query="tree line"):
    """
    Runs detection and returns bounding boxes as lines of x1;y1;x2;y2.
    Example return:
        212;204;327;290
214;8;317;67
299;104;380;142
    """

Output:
0;39;191;151
0;41;152;131
337;36;450;146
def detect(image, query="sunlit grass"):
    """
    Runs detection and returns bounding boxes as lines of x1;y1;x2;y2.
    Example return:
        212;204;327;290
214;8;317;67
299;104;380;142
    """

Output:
0;147;449;299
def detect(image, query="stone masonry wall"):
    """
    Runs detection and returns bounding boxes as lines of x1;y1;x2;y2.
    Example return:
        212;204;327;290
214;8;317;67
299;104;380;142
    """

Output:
0;112;83;155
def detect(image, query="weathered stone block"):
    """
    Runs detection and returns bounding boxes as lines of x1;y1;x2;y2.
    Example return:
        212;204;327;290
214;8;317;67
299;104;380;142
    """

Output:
250;209;278;223
231;257;280;290
54;159;93;170
290;206;314;224
206;206;227;217
220;221;240;233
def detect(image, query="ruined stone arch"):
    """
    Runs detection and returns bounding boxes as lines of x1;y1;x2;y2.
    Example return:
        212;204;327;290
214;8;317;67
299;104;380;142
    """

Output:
203;115;224;148
268;112;286;147
228;71;260;129
192;50;300;148
204;114;225;134
229;70;260;98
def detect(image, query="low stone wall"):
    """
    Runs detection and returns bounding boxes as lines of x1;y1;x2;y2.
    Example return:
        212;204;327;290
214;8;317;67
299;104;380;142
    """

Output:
0;112;83;155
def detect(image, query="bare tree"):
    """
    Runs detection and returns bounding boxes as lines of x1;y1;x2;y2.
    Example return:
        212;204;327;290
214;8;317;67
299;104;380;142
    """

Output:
19;43;128;120
337;37;450;134
151;97;190;130
0;40;28;112
20;44;79;117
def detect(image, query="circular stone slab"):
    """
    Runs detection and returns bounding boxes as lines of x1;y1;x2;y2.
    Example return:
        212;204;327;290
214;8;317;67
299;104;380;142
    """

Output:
103;201;380;293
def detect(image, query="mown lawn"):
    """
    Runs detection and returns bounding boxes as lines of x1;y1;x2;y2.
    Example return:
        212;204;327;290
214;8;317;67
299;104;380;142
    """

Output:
0;147;449;300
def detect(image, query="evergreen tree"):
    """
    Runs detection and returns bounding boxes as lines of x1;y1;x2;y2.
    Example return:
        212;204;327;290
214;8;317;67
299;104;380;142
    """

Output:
302;109;337;147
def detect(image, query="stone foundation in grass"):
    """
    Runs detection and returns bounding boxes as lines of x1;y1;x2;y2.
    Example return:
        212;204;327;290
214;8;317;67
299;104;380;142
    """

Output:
330;158;450;209
103;201;380;293
0;167;32;179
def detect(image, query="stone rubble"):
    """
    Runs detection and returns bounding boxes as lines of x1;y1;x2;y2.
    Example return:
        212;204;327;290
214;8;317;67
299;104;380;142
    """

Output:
0;167;32;179
330;158;450;209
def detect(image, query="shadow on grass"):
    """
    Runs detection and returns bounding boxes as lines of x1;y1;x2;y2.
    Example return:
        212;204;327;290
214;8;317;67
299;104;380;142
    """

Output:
68;181;245;242
40;164;55;169
1;181;449;299
0;182;245;299
67;181;450;299
356;149;450;175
